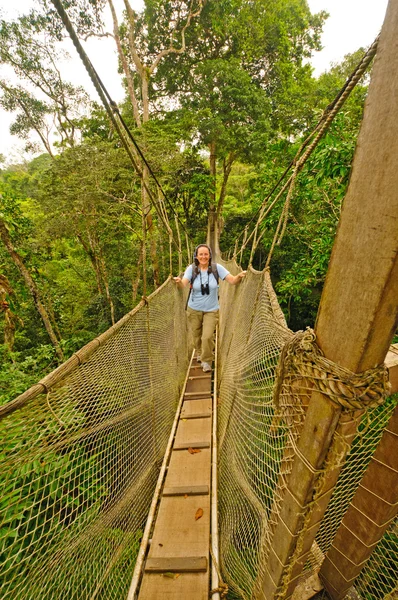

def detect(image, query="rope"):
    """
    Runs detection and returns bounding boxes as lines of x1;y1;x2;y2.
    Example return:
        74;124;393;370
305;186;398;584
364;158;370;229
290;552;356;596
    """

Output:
273;328;391;412
264;166;299;268
231;35;380;264
46;392;66;429
273;399;371;600
209;543;229;598
49;0;185;253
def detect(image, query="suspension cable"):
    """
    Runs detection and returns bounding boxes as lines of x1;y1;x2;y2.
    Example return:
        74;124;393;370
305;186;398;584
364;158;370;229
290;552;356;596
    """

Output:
50;0;189;251
232;35;380;263
93;67;189;239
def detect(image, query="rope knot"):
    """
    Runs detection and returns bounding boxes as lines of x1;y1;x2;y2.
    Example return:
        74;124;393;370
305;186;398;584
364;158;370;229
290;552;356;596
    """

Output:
298;327;316;353
274;328;391;411
210;583;229;598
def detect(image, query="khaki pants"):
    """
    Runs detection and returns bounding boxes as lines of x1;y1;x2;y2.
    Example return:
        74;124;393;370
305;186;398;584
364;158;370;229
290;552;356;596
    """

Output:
186;308;219;365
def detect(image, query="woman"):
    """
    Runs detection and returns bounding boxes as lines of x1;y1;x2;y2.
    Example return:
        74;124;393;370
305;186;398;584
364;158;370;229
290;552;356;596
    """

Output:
174;244;246;372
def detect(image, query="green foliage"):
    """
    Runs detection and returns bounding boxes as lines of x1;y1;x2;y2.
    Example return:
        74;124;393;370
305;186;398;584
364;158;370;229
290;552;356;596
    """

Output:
0;402;142;597
0;5;396;599
180;57;272;161
271;113;358;328
0;2;379;384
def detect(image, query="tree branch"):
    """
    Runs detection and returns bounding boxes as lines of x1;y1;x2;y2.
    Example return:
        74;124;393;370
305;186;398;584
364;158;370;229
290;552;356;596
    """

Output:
107;0;142;127
149;0;204;74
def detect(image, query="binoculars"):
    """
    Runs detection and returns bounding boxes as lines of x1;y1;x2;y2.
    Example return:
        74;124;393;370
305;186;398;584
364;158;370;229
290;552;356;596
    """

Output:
201;282;210;295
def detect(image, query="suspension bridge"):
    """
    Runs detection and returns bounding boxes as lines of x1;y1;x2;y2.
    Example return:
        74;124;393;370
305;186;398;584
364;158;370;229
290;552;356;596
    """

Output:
1;1;398;599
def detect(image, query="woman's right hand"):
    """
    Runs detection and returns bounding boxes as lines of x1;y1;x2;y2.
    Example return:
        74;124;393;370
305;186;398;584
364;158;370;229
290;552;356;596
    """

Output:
173;276;182;284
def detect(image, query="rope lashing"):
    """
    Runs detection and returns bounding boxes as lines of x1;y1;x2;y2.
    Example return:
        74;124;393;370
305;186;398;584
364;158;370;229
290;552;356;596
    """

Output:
209;543;229;598
210;584;229;598
273;328;391;411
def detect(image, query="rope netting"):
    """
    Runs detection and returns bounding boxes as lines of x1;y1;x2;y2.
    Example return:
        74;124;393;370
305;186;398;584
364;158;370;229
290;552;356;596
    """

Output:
0;278;189;599
310;402;397;600
1;262;397;599
216;258;397;600
355;518;398;600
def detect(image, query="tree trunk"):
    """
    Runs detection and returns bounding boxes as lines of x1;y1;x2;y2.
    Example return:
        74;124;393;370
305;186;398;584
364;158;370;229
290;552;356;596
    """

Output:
216;152;235;222
0;219;64;361
141;164;160;288
132;241;144;302
207;140;220;255
0;275;16;354
77;230;115;324
98;251;116;325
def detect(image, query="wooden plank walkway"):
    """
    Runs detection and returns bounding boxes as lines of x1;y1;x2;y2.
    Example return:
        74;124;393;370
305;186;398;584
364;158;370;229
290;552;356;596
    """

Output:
138;358;213;600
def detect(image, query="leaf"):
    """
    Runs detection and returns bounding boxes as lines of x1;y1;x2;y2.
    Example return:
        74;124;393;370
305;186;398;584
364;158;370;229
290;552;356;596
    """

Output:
188;447;201;454
163;572;180;579
195;508;203;521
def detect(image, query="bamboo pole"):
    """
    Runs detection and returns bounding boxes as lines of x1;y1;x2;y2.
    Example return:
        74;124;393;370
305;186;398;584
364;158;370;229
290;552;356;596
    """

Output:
257;0;398;596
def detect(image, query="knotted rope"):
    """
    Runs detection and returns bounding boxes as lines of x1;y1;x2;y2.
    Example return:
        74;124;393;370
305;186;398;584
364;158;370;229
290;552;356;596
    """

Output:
209;543;229;598
273;328;391;411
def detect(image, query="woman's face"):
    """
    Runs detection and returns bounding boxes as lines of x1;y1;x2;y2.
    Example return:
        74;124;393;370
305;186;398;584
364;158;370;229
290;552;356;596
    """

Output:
197;246;210;267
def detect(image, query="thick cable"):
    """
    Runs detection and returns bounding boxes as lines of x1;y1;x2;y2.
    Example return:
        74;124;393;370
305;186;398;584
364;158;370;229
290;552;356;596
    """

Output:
231;35;380;263
49;0;180;248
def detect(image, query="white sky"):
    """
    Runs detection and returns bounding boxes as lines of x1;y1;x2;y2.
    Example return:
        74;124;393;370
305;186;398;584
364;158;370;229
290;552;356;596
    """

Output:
0;0;390;162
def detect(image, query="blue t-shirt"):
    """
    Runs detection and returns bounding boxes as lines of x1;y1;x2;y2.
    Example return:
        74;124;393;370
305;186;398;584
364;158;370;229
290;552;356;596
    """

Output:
184;263;230;312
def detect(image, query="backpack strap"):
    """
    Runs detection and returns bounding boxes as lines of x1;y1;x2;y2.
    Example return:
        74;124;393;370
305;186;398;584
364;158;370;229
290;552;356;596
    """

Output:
186;263;220;310
190;263;219;285
186;263;197;310
211;263;219;284
190;263;199;286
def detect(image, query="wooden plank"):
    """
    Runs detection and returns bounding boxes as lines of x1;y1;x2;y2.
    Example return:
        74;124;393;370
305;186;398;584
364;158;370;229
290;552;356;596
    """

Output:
174;417;211;447
173;441;210;450
145;556;207;572
183;395;212;402
137;352;213;600
181;399;212;417
147;495;211;558
139;572;209;600
185;378;212;394
163;485;209;496
181;412;211;420
189;366;203;376
166;448;211;489
184;391;211;398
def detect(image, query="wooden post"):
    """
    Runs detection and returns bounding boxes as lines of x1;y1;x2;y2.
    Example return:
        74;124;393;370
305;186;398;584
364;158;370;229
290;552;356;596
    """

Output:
257;0;398;596
319;405;398;599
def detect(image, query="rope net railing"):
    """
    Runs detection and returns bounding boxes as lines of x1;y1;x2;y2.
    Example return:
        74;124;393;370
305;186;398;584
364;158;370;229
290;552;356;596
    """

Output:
0;278;189;599
1;262;397;600
216;258;397;600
